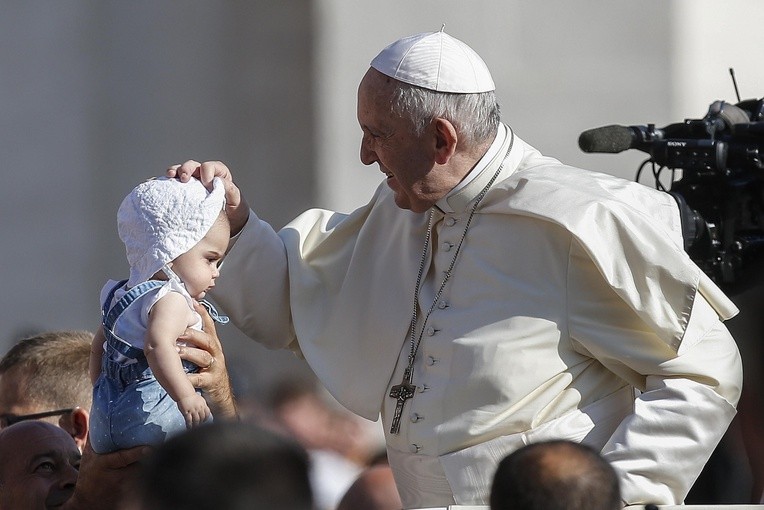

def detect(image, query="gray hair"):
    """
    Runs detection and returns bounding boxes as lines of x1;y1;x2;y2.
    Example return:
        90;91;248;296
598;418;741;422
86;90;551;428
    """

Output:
390;82;501;147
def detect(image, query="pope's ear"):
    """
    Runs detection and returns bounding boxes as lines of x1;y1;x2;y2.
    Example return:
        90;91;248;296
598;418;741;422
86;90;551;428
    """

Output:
58;407;89;451
433;118;458;165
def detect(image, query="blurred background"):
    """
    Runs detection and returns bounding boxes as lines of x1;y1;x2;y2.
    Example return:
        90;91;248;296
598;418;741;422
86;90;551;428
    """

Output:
1;0;762;504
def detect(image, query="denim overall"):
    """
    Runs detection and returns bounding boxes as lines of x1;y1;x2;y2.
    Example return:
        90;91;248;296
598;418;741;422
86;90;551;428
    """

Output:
89;279;225;454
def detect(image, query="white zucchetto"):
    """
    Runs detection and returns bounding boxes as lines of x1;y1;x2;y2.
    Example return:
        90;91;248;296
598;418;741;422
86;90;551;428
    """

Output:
370;29;495;93
118;176;226;287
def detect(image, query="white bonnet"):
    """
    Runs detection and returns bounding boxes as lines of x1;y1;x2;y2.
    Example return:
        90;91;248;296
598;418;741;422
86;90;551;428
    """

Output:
118;176;226;287
370;29;495;93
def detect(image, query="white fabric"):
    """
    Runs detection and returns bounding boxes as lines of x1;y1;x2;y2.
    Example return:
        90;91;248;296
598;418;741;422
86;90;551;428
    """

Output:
99;278;202;350
118;176;226;287
445;124;508;201
212;129;742;508
309;449;362;510
370;30;495;93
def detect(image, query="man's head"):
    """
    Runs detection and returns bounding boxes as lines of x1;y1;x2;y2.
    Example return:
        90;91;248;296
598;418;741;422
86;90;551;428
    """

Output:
337;465;402;510
358;30;501;212
490;440;621;510
0;330;93;450
0;420;81;509
134;421;313;510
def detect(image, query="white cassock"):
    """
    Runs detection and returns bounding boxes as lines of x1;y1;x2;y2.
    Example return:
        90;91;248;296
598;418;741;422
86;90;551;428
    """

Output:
212;124;742;509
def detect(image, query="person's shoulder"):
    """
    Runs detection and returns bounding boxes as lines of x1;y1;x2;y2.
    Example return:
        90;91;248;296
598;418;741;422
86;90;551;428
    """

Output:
148;280;193;309
509;155;667;207
148;290;195;327
99;279;126;305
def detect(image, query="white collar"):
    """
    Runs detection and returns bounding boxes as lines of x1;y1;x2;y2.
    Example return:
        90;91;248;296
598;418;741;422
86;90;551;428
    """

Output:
451;123;507;194
436;123;509;214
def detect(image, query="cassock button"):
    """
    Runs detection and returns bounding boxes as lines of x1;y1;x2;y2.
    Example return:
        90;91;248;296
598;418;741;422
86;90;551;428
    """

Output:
410;444;422;454
437;301;448;309
418;384;430;393
442;241;454;251
410;412;423;423
445;217;456;227
426;356;438;366
426;326;436;336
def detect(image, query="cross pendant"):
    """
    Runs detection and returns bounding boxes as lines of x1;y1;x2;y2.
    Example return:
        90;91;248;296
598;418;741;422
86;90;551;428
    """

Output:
389;367;416;434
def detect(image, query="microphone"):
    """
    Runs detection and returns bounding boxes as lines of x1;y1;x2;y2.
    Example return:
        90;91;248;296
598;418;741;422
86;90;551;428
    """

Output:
578;122;696;154
580;122;732;171
579;111;752;155
578;125;640;153
578;125;664;153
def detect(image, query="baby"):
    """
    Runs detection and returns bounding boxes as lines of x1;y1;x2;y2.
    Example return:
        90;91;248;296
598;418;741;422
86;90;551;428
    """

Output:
89;176;230;453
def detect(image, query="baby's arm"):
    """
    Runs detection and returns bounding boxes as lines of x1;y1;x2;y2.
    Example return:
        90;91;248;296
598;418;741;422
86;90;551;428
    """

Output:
145;292;211;428
89;326;106;385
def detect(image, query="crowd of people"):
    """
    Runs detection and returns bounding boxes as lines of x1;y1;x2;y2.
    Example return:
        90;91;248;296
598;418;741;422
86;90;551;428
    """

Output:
0;328;625;510
0;28;758;509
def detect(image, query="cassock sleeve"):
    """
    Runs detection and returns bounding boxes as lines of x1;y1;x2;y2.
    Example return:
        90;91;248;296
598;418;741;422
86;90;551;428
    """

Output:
567;239;742;505
211;210;296;350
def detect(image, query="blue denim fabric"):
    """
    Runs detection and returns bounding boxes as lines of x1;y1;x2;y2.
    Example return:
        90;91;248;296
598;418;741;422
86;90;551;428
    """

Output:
89;280;208;454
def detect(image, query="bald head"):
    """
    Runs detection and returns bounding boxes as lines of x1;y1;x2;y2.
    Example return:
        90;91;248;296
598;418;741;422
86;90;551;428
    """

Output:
0;421;81;510
490;440;621;510
337;465;402;510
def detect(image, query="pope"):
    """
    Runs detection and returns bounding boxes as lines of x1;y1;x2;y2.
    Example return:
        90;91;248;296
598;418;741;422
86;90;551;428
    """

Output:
169;29;743;508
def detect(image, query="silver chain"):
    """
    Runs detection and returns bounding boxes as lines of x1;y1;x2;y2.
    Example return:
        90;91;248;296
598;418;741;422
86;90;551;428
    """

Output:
406;130;514;367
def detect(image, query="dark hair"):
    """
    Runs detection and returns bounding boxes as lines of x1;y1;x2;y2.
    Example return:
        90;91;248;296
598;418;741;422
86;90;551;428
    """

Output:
490;440;621;510
137;421;313;510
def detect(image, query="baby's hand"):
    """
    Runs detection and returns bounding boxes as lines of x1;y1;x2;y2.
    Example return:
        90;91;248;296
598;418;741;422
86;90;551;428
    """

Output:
177;394;211;428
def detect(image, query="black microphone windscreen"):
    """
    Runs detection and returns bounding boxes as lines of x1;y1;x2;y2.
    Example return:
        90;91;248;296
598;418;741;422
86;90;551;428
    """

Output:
578;125;634;153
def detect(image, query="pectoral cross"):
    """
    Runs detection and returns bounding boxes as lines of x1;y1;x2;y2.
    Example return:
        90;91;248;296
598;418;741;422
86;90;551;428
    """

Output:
389;366;416;434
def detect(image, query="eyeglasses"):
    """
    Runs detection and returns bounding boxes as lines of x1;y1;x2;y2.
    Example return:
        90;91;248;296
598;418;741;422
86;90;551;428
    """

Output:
0;408;75;428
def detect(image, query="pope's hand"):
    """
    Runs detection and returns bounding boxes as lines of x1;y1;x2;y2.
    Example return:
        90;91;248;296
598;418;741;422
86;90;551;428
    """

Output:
167;160;249;235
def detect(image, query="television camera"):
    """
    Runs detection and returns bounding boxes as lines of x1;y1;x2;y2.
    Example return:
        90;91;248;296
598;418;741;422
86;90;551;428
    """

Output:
578;93;763;290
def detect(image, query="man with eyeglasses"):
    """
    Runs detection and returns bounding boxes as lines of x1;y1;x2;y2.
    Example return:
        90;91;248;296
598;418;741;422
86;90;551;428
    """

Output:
0;408;76;429
0;330;92;450
0;330;148;505
1;321;237;507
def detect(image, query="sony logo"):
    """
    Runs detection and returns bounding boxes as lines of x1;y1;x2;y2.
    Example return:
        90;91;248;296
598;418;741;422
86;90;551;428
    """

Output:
667;141;687;147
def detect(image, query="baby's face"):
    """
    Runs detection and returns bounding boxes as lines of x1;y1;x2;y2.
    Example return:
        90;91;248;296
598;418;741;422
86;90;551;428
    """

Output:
170;213;230;299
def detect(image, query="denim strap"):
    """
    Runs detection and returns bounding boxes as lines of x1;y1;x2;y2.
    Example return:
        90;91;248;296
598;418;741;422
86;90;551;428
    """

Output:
103;280;165;331
199;299;230;324
102;280;229;328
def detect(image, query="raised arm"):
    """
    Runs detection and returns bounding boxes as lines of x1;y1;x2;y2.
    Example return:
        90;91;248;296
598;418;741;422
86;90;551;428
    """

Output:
168;159;294;349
